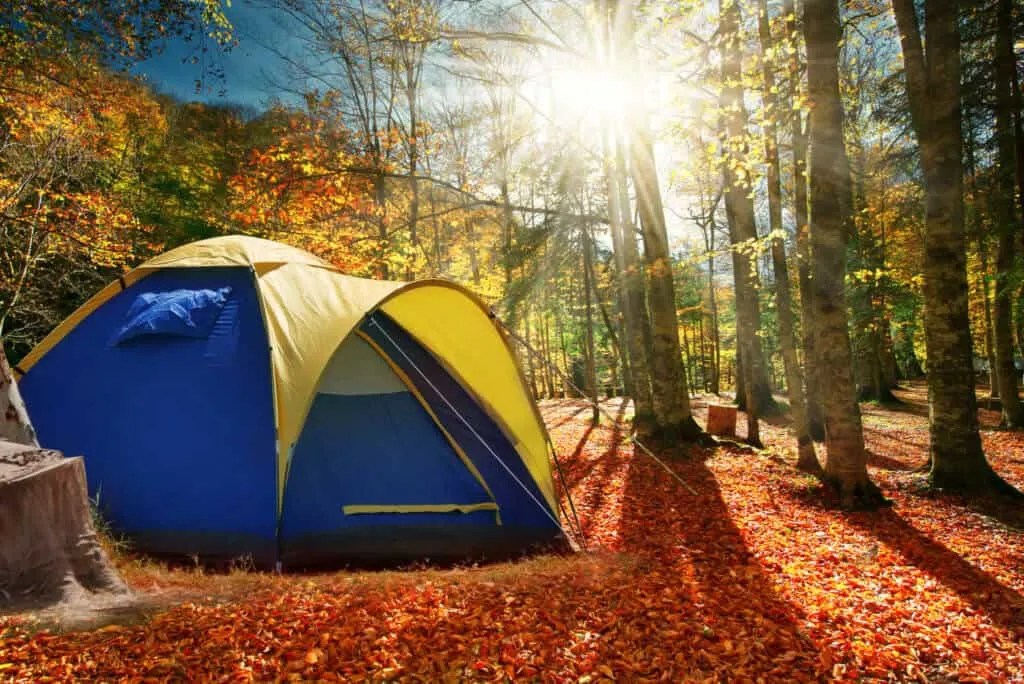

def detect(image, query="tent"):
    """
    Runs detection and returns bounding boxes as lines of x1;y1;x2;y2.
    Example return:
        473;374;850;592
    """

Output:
15;235;564;568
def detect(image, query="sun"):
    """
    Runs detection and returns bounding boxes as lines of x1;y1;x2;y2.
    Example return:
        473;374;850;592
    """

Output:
545;66;632;126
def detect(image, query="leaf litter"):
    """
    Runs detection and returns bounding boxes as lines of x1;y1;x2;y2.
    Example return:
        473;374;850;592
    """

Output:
1;382;1022;682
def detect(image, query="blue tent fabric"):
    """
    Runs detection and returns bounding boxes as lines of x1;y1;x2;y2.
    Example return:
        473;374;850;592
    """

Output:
281;393;497;542
20;268;278;560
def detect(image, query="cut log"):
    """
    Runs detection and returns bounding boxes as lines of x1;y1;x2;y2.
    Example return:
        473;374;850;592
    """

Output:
706;404;738;437
1;441;130;608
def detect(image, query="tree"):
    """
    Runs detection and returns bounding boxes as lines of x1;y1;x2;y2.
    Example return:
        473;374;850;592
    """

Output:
991;0;1024;428
0;0;232;360
784;0;827;441
718;0;779;425
719;0;767;445
804;0;882;506
891;0;1017;492
618;0;702;441
758;0;818;468
600;0;654;427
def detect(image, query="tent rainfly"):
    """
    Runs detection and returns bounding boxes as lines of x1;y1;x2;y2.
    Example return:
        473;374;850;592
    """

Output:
16;235;565;568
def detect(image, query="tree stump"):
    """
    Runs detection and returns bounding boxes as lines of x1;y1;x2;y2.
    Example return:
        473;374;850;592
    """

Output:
0;441;130;608
706;404;738;437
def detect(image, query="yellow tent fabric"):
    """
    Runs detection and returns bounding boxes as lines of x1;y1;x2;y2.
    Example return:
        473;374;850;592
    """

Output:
17;235;557;515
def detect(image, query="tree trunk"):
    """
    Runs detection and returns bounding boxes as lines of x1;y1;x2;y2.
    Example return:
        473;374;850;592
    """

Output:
720;0;765;446
404;58;421;281
982;241;999;399
966;123;999;400
701;215;722;395
785;0;826;442
631;124;701;440
1;448;131;607
892;0;1013;492
720;0;778;420
735;346;746;411
524;303;539;399
557;297;570;397
993;0;1024;427
604;123;653;424
804;0;881;506
616;0;700;440
698;314;709;392
759;0;818;469
582;224;601;426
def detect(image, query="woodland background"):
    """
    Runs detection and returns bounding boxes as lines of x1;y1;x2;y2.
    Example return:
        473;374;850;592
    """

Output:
2;0;1024;502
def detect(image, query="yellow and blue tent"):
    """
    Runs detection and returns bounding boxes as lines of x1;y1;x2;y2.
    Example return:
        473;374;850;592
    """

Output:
16;235;563;567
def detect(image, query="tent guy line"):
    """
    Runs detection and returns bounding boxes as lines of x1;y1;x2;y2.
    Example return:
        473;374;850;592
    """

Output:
496;317;701;497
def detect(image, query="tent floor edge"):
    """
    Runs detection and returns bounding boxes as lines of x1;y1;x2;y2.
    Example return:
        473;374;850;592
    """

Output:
278;528;571;572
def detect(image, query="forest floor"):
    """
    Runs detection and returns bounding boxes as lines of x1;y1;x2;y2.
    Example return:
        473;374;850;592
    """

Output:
2;380;1023;682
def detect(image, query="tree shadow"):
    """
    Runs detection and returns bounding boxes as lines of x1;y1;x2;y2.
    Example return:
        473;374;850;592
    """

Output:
557;402;626;494
864;448;923;472
609;445;824;677
544;404;591;431
845;507;1024;638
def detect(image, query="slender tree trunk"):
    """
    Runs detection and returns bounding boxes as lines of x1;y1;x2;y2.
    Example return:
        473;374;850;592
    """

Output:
720;0;764;445
557;294;570;397
993;0;1024;427
681;323;694;396
966;126;999;399
805;0;881;506
983;244;999;399
582;223;600;425
759;0;818;469
374;173;390;279
705;223;722;394
404;59;421;281
698;314;709;392
892;0;1013;492
524;303;539;399
542;307;555;397
785;0;826;442
501;176;513;288
614;0;700;440
604;123;653;424
616;292;633;396
631;125;701;439
735;346;746;411
596;288;628;395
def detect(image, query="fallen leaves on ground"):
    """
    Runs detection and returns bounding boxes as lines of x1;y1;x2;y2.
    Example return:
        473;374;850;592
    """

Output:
2;381;1022;681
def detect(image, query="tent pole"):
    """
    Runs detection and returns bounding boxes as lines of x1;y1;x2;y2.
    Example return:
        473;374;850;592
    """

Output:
546;436;588;551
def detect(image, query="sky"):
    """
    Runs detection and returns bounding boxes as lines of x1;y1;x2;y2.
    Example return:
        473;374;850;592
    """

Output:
134;2;305;112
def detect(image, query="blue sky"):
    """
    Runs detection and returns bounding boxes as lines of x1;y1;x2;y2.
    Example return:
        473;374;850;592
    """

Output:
134;2;304;111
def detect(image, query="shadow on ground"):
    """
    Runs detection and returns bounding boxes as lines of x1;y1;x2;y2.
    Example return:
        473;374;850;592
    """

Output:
607;441;823;679
846;507;1024;639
